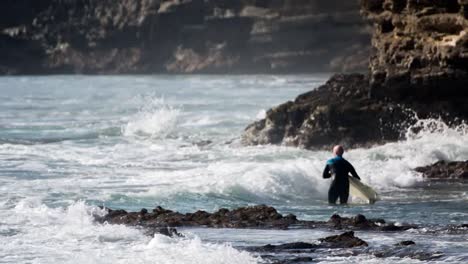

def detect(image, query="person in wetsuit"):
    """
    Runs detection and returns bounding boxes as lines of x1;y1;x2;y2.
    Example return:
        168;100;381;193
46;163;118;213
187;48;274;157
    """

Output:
323;145;360;204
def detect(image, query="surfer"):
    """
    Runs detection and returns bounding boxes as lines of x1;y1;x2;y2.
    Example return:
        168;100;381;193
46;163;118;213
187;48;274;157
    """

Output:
323;145;360;204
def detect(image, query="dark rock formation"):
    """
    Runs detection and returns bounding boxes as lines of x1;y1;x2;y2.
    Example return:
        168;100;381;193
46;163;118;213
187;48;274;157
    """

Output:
395;240;416;246
242;73;468;149
98;205;299;229
415;160;468;179
242;0;468;149
318;231;368;247
242;74;411;149
246;231;367;264
0;0;370;74
248;231;367;253
362;0;468;101
97;204;417;232
326;213;415;232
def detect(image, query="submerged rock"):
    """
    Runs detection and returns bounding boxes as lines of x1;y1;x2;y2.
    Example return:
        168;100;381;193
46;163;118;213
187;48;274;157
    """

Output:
415;160;468;179
247;231;367;264
395;241;416;246
318;231;368;248
248;231;367;252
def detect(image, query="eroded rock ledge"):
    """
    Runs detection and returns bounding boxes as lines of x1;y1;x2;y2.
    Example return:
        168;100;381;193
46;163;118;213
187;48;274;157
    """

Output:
242;0;468;149
96;204;415;232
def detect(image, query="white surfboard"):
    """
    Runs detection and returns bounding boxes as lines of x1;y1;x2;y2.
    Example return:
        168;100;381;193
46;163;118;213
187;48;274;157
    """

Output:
349;176;380;204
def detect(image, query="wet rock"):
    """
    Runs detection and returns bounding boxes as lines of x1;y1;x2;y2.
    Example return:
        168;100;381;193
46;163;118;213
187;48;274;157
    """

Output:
99;205;300;229
98;205;417;233
242;0;468;150
242;74;414;149
318;231;368;247
325;214;416;231
395;240;416;246
145;227;183;238
251;242;317;252
247;231;367;263
415;160;468;179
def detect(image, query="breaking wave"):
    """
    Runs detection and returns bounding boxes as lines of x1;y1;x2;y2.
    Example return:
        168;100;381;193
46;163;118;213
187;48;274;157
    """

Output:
122;96;181;139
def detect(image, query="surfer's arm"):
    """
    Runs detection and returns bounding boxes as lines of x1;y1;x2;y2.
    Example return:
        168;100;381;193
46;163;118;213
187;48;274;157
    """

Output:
348;163;361;180
322;165;331;179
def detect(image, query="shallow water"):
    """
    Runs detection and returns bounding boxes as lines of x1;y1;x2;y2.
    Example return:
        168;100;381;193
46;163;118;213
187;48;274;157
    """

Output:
0;75;467;263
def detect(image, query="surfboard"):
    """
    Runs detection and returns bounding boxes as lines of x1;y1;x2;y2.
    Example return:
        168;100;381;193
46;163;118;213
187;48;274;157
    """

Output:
349;176;380;204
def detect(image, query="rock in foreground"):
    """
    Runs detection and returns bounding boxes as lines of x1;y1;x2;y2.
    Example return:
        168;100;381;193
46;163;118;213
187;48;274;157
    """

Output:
96;204;416;232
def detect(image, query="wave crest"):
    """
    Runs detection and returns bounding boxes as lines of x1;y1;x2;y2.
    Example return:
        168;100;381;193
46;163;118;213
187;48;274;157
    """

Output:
122;96;181;139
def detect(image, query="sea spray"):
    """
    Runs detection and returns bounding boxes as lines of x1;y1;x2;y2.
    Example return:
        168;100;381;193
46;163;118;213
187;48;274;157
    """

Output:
122;96;181;139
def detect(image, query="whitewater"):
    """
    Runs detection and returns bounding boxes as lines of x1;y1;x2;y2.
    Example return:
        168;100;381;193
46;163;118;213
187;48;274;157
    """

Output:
0;75;467;263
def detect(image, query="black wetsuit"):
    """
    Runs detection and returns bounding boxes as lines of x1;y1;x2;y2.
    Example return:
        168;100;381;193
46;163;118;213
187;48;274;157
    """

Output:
322;156;360;204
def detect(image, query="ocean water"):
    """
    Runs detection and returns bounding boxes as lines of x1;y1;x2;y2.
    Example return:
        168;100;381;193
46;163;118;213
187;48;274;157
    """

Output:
0;75;467;263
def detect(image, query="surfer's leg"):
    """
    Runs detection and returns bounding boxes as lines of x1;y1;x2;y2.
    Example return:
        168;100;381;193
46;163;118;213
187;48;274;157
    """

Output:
328;183;338;204
339;183;350;204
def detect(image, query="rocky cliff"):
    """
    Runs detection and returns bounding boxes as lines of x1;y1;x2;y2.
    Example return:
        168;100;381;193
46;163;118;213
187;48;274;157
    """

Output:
362;0;468;101
242;0;468;149
0;0;370;74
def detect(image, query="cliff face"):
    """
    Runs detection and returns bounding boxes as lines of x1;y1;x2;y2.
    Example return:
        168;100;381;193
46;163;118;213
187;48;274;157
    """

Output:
0;0;370;74
362;0;468;101
242;0;468;149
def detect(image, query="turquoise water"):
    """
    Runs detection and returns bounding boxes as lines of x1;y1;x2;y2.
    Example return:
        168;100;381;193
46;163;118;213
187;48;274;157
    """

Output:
0;75;467;263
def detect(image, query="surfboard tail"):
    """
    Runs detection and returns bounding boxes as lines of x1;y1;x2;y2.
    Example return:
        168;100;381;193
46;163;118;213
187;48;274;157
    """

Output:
349;176;380;204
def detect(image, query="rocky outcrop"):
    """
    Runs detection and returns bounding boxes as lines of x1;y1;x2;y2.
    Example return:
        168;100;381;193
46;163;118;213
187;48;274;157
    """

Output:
362;0;468;101
241;73;467;149
242;0;468;149
0;0;370;74
97;204;417;232
242;74;411;149
415;160;468;179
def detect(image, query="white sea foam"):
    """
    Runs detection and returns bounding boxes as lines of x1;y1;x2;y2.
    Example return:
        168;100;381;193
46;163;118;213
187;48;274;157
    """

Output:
0;200;258;264
122;96;181;139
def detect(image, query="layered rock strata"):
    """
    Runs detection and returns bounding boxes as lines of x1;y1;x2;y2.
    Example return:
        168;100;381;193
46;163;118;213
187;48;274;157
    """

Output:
362;0;468;101
242;0;468;149
0;0;370;74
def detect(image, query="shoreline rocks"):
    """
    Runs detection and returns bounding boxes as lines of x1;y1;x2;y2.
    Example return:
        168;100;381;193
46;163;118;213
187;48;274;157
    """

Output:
96;204;416;232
